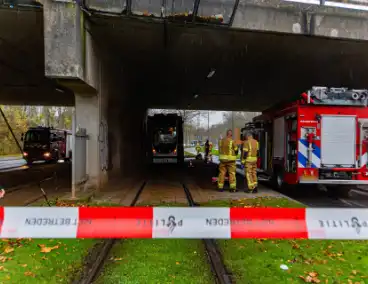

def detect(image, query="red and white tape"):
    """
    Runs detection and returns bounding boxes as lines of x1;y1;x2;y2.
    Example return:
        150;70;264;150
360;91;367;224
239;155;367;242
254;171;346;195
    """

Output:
0;207;367;239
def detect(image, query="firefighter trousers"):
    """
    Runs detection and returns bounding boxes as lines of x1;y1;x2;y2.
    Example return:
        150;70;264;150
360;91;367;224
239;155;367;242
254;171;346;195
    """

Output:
245;162;257;190
218;161;236;190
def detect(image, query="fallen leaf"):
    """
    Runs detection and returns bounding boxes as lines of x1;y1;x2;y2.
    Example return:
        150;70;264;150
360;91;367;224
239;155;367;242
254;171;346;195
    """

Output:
3;247;14;254
351;270;358;275
292;244;300;249
24;271;35;277
348;280;353;284
176;262;180;265
0;256;7;263
309;272;318;277
0;266;4;271
21;264;27;267
38;244;59;253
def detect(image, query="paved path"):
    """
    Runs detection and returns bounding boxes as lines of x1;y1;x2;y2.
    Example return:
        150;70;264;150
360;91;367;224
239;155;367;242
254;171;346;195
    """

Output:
0;156;26;171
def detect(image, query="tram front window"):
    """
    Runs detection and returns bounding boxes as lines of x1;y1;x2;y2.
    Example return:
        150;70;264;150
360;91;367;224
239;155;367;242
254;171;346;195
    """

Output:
153;126;177;153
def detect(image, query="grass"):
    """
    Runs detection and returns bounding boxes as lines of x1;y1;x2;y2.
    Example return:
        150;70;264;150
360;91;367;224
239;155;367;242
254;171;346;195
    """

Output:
184;151;195;157
0;154;22;159
96;202;213;284
204;197;368;284
0;238;96;283
97;239;212;284
0;199;121;283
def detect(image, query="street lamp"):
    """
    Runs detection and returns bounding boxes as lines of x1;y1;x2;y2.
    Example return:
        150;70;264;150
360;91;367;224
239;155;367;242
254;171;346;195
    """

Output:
232;111;234;131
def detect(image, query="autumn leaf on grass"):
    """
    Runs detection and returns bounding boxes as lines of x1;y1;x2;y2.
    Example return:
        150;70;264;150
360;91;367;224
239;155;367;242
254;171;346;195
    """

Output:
299;272;321;283
0;256;7;263
24;271;35;277
3;246;14;254
38;244;59;253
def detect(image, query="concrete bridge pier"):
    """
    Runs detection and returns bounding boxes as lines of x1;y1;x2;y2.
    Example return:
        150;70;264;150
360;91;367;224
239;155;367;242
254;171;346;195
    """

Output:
43;0;115;191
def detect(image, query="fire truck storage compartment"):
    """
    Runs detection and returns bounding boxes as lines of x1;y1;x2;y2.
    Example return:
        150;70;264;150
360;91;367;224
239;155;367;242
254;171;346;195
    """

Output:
321;115;356;167
273;117;285;158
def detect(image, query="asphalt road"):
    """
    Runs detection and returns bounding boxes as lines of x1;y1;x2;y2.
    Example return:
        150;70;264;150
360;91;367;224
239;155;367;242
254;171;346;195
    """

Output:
0;162;70;189
0;156;26;171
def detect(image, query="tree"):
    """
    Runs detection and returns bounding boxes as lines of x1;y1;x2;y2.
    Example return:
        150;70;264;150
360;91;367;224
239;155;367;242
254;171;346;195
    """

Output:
0;106;73;156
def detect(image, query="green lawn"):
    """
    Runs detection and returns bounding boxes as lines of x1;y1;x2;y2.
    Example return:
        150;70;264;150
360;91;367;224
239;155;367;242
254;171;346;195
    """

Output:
96;202;213;284
184;151;195;157
0;199;116;283
96;239;212;284
205;197;368;284
0;238;96;283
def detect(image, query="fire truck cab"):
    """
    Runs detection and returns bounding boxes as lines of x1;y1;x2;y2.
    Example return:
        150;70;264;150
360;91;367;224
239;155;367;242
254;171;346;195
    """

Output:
242;87;368;197
21;126;72;165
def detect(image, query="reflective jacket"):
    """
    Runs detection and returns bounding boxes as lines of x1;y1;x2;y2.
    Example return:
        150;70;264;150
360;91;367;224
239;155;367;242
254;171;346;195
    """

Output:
242;138;259;163
218;137;238;161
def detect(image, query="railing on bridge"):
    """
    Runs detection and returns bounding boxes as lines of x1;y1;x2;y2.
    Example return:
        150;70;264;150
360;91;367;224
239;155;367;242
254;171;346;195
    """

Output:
83;0;368;27
285;0;368;11
84;0;240;26
0;0;42;8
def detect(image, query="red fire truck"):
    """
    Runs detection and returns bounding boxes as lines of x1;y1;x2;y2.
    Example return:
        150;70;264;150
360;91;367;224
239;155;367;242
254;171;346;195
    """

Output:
242;87;368;197
21;126;72;165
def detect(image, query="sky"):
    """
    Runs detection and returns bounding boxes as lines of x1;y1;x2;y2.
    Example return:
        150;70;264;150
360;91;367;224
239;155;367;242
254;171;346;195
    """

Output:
198;111;225;127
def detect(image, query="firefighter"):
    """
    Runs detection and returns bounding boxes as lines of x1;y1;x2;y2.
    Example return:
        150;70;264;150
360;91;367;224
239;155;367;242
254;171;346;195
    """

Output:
218;129;240;192
241;131;259;193
204;140;210;163
195;142;201;155
208;141;213;162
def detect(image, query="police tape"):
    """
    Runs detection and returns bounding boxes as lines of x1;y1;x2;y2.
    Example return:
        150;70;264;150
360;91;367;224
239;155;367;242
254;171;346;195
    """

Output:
0;207;367;239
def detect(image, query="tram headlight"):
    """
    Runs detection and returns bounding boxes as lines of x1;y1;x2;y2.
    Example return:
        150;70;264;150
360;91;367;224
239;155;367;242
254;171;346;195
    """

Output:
23;152;28;157
44;152;51;157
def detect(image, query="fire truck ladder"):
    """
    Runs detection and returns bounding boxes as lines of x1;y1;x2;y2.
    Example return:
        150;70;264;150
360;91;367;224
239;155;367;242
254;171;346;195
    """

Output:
0;107;23;155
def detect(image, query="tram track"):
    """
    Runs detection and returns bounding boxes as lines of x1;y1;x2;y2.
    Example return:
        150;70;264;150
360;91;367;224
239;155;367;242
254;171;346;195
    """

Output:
182;183;233;284
75;180;147;284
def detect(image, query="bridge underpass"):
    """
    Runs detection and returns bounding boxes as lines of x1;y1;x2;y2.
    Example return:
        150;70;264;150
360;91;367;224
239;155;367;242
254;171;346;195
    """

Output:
2;0;368;194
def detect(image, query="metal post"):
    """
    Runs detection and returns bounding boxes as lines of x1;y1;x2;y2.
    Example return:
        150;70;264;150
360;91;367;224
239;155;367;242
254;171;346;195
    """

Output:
207;110;210;140
0;107;23;154
71;108;76;199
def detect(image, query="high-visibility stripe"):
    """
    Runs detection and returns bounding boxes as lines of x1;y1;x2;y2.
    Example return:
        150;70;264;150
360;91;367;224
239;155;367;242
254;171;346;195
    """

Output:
0;207;366;239
219;155;237;160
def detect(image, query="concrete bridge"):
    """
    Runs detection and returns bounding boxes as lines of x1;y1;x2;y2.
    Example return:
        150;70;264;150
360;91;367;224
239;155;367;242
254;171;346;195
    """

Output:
1;0;368;191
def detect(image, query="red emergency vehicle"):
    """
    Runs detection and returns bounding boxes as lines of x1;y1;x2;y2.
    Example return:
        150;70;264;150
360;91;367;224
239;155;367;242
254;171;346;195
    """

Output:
242;87;368;196
21;126;72;165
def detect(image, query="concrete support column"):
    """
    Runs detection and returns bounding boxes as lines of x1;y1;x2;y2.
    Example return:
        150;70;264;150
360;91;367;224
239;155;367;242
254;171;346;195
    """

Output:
74;94;101;190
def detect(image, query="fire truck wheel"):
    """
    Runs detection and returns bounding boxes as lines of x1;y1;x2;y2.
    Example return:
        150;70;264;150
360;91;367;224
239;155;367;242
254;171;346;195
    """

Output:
272;169;284;190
